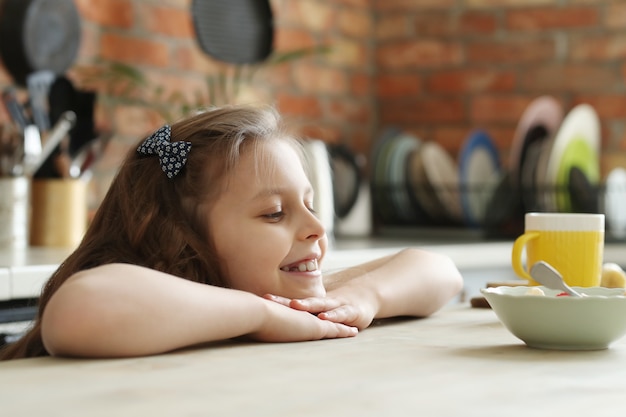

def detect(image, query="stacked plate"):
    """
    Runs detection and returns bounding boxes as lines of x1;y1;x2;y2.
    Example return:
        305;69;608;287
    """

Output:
459;130;501;227
371;129;500;227
509;95;564;212
369;97;623;240
370;129;421;224
510;99;601;214
406;141;463;224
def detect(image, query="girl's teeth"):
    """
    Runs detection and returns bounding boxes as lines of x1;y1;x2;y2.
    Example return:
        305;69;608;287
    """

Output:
282;260;318;272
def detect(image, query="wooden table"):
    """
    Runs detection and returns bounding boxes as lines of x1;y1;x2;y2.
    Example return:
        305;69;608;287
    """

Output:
2;304;625;416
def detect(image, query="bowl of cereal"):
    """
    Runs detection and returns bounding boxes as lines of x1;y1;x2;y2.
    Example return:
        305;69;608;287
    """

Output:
481;286;626;350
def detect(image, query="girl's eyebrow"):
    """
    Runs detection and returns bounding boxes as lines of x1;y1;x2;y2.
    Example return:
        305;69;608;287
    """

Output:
252;186;314;201
252;188;283;200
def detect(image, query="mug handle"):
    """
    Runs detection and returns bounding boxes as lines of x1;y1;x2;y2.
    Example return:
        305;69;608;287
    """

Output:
511;231;540;281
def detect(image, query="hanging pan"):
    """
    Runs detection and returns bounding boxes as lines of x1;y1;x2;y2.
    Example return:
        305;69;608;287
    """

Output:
191;0;274;64
0;0;81;86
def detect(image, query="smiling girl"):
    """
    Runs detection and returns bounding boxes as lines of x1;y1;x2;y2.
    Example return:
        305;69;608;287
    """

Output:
1;105;462;360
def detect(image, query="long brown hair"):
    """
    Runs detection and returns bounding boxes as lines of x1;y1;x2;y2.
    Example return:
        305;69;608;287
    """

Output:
1;104;292;360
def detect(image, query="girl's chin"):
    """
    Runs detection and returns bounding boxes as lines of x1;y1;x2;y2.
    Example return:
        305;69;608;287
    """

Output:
281;282;326;300
271;272;325;299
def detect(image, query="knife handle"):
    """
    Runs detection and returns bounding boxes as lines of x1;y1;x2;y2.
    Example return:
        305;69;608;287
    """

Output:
1;88;29;131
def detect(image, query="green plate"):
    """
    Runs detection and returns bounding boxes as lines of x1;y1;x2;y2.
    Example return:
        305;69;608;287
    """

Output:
555;136;599;212
544;104;600;211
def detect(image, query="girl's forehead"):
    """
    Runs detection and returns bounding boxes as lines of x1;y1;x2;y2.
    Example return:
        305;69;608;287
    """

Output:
220;139;306;187
248;139;303;171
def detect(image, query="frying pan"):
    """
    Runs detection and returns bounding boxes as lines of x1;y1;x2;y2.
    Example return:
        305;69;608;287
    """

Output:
191;0;273;64
0;0;81;86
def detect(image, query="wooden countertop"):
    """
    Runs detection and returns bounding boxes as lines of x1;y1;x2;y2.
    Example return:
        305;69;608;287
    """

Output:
2;304;626;416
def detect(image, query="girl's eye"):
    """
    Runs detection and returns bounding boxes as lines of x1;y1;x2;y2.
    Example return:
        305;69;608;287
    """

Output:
263;211;285;221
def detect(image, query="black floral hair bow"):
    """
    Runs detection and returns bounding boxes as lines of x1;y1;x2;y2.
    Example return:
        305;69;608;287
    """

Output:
137;125;192;179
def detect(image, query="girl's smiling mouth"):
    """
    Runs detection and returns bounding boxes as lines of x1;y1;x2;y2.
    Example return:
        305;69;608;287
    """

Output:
280;258;319;272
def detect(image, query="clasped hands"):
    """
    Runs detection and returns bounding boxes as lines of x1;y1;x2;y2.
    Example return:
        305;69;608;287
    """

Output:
263;283;379;331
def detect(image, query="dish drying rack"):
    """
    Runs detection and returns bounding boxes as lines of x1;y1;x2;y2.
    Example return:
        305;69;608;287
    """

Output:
370;181;626;243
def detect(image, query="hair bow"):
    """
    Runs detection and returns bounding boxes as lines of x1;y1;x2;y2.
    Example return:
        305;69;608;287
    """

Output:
137;125;192;179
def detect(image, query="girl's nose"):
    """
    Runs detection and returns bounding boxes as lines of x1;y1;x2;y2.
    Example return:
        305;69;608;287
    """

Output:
301;208;326;241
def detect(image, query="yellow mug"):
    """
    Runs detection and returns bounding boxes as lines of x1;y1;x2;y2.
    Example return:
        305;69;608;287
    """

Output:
511;212;605;287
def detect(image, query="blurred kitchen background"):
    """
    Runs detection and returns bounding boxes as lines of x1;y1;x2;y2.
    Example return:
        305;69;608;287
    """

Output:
2;0;626;243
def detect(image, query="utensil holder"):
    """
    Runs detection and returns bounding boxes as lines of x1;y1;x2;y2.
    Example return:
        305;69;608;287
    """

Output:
0;176;30;248
30;179;87;247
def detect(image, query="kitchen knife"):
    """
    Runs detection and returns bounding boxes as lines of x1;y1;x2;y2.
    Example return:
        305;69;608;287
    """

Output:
1;87;29;131
25;110;76;176
22;124;42;176
74;131;113;179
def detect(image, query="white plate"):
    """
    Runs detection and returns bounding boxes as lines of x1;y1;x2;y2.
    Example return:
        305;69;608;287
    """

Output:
420;141;462;222
605;167;626;239
541;104;600;212
459;130;500;226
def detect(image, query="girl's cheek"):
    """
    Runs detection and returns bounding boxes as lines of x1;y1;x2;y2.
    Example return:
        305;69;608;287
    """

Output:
319;235;328;257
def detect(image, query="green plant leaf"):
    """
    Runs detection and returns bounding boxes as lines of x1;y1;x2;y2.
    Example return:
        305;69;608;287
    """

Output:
267;45;332;66
73;43;331;122
107;62;147;86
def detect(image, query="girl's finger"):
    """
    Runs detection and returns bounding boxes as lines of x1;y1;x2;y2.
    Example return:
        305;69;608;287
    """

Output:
318;306;359;324
263;293;292;307
290;297;342;313
328;323;358;338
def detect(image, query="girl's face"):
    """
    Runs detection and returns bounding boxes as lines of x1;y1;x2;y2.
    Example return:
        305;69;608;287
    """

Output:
208;139;328;299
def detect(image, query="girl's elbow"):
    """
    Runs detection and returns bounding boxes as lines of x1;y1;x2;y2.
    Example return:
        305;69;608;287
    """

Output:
439;254;464;296
411;248;464;296
449;263;464;293
41;301;74;357
406;248;464;285
40;284;95;357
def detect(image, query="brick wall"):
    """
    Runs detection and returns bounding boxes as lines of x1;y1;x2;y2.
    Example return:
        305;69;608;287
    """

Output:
1;0;626;209
373;0;626;175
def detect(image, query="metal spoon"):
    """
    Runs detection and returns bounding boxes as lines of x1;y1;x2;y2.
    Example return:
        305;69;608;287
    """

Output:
529;261;583;297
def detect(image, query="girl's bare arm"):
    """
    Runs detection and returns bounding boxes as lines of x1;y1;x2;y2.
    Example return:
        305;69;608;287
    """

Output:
41;263;357;358
272;248;463;329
